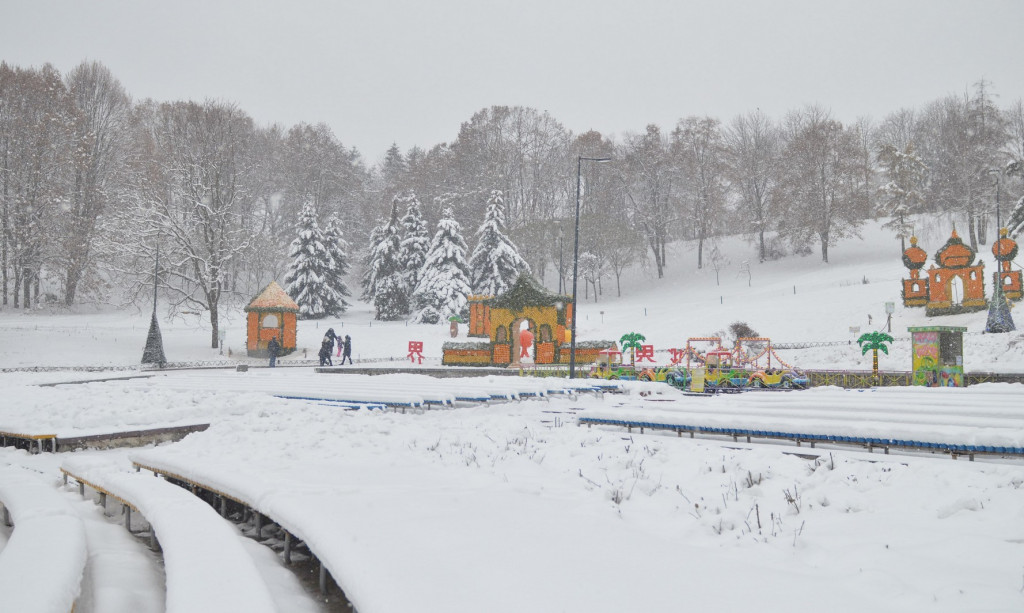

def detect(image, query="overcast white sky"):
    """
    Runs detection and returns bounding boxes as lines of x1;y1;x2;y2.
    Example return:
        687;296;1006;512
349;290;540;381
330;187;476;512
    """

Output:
2;0;1022;164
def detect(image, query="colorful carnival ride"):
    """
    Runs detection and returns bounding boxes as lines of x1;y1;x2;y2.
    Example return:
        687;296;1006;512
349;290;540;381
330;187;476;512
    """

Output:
589;336;808;393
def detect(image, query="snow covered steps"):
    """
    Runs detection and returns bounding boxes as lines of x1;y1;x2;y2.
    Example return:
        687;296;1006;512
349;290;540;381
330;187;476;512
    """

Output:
60;459;276;613
0;466;88;613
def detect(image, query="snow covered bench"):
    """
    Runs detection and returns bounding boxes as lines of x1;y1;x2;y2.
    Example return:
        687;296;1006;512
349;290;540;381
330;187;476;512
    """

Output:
0;466;87;613
60;460;276;613
130;458;344;599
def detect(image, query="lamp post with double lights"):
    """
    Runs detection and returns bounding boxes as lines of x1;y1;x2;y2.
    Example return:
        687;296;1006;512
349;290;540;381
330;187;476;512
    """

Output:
569;155;611;378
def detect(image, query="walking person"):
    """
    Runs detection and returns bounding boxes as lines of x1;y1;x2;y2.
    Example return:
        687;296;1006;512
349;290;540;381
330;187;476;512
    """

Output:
267;336;281;368
340;334;352;365
321;328;338;366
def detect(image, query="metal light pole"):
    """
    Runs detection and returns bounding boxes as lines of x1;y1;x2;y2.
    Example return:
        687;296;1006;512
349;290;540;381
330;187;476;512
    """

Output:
569;155;611;379
557;227;564;294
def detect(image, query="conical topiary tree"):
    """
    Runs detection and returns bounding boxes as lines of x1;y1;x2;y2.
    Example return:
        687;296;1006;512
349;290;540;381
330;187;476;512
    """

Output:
469;190;531;296
857;331;894;384
985;282;1016;333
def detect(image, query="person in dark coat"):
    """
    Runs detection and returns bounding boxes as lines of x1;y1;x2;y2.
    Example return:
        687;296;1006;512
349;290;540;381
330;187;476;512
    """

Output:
267;336;281;368
340;334;352;365
319;337;333;366
320;328;337;366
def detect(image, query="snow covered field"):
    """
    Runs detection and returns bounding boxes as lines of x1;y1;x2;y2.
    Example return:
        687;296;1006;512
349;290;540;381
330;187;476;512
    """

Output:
1;221;1024;612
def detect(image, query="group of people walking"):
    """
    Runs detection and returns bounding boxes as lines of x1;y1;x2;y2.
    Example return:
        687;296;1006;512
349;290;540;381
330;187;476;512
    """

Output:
265;328;352;367
319;328;352;366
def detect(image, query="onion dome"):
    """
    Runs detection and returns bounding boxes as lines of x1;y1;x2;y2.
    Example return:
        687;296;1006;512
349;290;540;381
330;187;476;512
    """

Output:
992;227;1019;262
934;229;976;269
902;236;927;270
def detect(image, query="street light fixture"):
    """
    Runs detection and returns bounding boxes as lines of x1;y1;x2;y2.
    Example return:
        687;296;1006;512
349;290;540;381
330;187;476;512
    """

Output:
557;227;564;294
569;155;611;379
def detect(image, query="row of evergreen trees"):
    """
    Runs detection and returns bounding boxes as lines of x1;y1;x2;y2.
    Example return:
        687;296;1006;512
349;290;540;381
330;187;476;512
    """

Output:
362;190;531;322
286;190;531;321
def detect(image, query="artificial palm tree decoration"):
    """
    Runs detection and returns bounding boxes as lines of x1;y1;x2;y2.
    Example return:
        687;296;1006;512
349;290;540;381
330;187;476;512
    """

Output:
619;332;646;366
857;331;894;385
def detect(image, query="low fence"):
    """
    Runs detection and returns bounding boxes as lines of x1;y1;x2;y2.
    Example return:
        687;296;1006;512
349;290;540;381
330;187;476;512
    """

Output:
805;369;1024;388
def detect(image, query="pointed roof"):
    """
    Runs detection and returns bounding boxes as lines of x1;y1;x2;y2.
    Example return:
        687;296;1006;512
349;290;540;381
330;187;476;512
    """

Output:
485;275;570;310
934;229;977;269
244;281;299;312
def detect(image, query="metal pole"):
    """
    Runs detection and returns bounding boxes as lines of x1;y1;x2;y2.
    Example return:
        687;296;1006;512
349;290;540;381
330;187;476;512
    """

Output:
569;156;611;379
570;156;582;379
153;244;159;316
558;230;564;294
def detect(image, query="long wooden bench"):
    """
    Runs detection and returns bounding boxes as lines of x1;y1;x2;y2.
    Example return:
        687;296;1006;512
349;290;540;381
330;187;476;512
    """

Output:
130;459;343;600
0;430;57;453
0;466;87;613
61;460;277;613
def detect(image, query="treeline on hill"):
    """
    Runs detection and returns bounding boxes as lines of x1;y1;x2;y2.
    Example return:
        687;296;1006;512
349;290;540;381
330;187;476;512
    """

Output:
2;60;1024;334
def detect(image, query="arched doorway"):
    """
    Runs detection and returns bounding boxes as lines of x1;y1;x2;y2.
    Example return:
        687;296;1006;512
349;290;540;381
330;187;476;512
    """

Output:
949;275;964;306
510;318;535;364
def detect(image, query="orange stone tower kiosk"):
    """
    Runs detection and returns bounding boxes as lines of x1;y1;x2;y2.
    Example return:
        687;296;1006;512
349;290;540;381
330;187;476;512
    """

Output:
244;281;299;357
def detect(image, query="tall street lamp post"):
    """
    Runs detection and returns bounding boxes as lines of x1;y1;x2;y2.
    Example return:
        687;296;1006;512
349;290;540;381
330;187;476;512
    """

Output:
557;227;564;294
569;155;611;378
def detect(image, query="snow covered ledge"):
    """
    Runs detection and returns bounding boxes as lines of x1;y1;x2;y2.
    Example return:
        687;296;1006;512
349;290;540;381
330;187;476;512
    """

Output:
0;466;87;613
61;458;276;613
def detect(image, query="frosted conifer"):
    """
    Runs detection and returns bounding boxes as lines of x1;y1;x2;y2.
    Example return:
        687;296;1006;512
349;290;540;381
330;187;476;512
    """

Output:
322;213;351;315
285;203;337;319
411;207;471;323
363;197;409;320
399;193;430;292
469;190;531;296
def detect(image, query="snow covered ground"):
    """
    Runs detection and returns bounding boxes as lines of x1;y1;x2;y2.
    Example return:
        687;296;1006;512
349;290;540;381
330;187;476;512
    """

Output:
1;220;1023;612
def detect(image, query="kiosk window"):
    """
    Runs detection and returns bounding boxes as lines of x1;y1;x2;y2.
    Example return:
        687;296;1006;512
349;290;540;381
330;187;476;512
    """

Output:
939;332;961;365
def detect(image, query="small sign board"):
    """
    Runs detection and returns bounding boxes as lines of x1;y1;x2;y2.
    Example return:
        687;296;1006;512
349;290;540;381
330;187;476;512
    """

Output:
849;326;861;335
884;302;895;314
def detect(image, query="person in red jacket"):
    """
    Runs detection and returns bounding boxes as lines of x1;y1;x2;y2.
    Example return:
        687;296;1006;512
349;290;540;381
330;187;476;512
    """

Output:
519;324;534;360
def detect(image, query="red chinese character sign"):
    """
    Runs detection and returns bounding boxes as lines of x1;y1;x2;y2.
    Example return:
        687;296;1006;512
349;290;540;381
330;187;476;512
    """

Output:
407;341;424;364
635;344;655;363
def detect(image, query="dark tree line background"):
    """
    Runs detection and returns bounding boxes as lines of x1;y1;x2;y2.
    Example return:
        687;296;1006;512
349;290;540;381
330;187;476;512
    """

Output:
3;60;1023;335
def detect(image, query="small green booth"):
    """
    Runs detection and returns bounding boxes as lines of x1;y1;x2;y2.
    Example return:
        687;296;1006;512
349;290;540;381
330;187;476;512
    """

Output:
909;326;966;387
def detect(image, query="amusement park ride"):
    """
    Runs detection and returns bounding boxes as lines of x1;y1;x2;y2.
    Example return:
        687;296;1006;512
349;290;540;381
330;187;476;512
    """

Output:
589;336;809;393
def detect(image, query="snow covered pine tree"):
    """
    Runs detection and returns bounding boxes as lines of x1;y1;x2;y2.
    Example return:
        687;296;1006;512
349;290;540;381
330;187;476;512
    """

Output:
399;192;430;297
411;207;472;323
362;196;409;320
321;213;352;315
285;203;338;319
468;190;531;296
